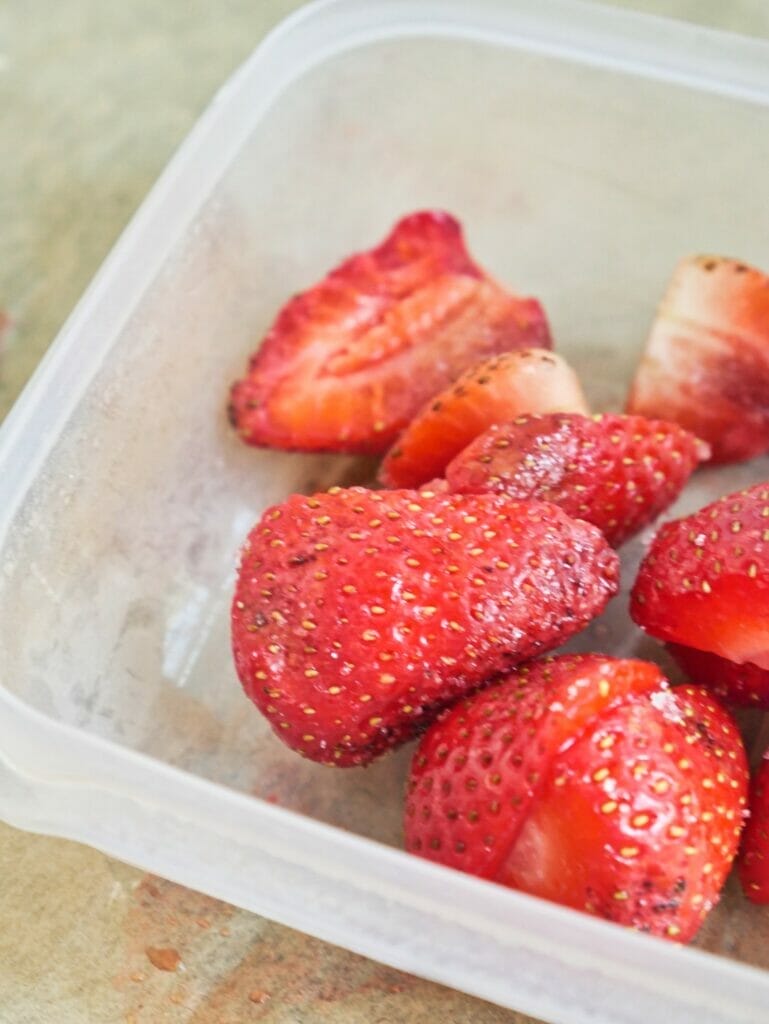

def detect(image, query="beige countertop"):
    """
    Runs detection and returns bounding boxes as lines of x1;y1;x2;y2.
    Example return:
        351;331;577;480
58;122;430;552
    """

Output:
2;2;769;1022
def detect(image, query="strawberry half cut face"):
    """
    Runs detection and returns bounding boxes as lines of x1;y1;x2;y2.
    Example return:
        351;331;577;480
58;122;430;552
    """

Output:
627;255;769;464
379;349;588;489
631;482;769;670
229;211;551;455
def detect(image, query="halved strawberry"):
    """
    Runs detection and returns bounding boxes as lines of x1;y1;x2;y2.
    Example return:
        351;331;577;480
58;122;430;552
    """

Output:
627;255;769;463
405;655;748;941
668;643;769;709
379;349;587;489
406;655;660;879
232;488;618;766
229;211;551;454
739;753;769;903
631;482;769;669
445;412;708;546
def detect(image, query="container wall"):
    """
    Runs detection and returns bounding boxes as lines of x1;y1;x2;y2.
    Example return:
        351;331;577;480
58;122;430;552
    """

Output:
2;30;769;971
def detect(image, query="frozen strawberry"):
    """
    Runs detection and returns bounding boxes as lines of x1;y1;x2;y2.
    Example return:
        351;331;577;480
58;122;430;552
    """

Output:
668;643;769;709
379;349;587;489
232;488;618;766
445;412;708;546
229;211;551;454
405;655;748;941
627;255;769;463
739;753;769;903
631;482;769;669
406;655;659;878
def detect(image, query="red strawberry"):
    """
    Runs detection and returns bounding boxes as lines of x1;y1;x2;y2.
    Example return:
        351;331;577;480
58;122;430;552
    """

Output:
445;412;708;547
631;482;769;669
668;643;769;709
232;488;618;766
739;753;769;903
379;349;587;489
627;255;769;464
405;655;748;941
229;211;551;455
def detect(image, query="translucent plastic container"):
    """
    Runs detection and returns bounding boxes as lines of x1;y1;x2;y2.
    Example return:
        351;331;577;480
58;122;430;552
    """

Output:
3;2;769;1021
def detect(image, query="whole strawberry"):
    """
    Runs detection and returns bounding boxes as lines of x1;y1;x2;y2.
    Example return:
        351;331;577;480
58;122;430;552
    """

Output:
232;488;618;766
445;412;708;547
405;655;748;942
631;481;769;670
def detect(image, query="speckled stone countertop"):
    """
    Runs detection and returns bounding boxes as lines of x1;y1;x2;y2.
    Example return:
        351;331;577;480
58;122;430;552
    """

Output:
2;2;769;1022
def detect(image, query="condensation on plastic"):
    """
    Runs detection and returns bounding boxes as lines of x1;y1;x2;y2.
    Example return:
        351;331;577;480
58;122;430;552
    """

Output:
2;2;769;1022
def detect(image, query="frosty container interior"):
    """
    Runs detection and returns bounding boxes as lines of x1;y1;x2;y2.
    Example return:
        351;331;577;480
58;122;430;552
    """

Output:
2;1;769;1022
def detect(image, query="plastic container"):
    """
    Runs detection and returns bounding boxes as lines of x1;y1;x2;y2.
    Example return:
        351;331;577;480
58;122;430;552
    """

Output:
3;2;769;1021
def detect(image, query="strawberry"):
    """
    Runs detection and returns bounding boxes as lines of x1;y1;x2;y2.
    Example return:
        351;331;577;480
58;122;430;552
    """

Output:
631;482;769;669
231;488;618;766
739;753;769;903
668;643;769;709
445;412;708;547
405;655;748;941
379;349;587;489
627;255;769;463
229;211;551;455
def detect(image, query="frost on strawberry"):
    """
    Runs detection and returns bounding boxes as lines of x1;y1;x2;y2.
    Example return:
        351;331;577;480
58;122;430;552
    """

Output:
229;211;551;455
231;488;618;766
405;655;748;942
627;255;769;464
445;412;708;546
